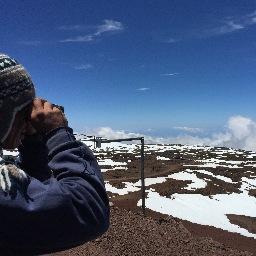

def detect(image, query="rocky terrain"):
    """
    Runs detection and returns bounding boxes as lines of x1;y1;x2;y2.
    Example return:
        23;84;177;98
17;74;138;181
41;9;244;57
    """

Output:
3;137;256;255
78;138;256;255
53;207;253;256
89;141;256;240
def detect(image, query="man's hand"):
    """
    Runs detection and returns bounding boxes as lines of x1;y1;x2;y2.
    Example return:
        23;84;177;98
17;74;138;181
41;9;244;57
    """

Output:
29;98;68;134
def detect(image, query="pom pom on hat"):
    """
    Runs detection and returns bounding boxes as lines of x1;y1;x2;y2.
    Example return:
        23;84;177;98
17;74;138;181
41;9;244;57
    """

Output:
0;53;35;144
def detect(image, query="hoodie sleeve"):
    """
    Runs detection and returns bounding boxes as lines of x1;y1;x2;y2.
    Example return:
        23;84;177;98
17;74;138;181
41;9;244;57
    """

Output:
17;133;52;181
0;127;110;255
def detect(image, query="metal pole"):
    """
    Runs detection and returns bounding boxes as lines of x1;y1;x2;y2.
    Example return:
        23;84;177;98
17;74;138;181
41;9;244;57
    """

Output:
140;137;145;215
85;136;146;215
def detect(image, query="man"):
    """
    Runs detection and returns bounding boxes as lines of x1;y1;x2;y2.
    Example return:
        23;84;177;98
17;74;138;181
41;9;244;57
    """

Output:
0;53;110;254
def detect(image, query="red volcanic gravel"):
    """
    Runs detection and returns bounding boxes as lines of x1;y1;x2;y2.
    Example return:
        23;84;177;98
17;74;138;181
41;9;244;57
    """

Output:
52;207;252;256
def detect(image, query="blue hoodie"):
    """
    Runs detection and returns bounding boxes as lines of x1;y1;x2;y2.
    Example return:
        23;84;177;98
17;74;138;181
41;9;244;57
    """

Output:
0;127;110;255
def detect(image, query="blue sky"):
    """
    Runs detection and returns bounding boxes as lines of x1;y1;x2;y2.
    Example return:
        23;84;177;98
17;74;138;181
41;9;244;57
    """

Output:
1;0;256;141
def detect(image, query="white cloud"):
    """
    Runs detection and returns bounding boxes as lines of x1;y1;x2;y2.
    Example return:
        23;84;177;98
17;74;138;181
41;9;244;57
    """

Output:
95;19;124;36
136;87;150;91
225;116;256;150
89;127;143;141
60;19;124;43
74;64;93;70
173;127;203;133
206;10;256;37
85;116;256;151
246;10;256;24
160;73;179;76
60;35;94;43
211;20;244;35
158;10;256;43
84;127;211;145
228;116;252;140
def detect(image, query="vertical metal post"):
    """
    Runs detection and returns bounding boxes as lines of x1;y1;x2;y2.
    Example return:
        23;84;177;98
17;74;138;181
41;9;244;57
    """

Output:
96;138;102;148
140;137;145;215
87;136;146;215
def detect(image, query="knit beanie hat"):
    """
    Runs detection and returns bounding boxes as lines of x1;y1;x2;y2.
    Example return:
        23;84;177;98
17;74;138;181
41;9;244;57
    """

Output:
0;53;35;144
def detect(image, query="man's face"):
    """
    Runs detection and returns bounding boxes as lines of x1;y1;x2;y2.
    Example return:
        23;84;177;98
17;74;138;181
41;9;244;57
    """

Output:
2;104;32;150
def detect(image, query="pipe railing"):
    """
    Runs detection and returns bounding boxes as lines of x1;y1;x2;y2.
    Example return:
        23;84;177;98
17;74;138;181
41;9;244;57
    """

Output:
85;136;146;215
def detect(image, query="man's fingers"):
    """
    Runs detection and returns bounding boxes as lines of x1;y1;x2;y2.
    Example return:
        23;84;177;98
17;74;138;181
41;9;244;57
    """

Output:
29;97;68;134
32;98;44;111
44;101;53;111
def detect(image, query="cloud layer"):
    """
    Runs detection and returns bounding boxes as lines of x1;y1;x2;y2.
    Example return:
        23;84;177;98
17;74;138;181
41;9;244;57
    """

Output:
60;19;124;43
136;87;150;91
160;73;179;76
85;116;256;151
173;126;203;133
204;10;256;37
164;10;256;42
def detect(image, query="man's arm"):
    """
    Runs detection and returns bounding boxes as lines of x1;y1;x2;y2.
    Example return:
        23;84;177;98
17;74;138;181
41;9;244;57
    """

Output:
17;134;52;181
0;98;110;254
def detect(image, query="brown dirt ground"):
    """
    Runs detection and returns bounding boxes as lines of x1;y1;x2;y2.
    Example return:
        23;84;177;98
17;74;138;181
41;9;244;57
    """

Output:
52;206;252;256
52;147;256;255
50;193;256;256
227;214;256;235
113;196;256;256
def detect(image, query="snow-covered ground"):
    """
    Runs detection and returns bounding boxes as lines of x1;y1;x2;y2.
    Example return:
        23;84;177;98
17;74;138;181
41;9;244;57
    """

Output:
138;189;256;239
78;138;256;239
3;137;256;239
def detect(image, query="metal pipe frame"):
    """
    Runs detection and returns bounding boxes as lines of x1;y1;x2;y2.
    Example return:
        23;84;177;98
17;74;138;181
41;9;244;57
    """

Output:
86;136;146;215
